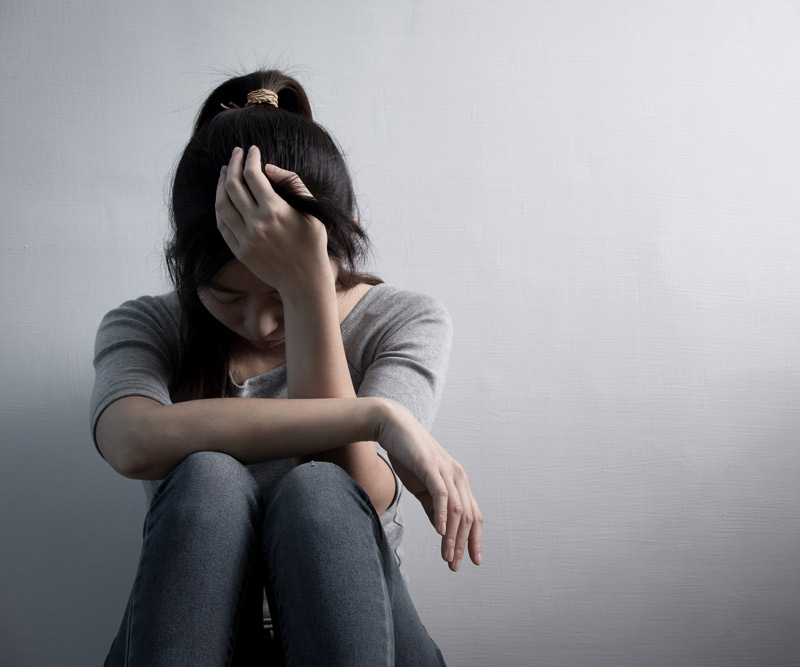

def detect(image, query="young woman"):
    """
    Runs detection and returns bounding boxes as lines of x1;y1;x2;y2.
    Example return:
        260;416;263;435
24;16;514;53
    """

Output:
91;70;482;666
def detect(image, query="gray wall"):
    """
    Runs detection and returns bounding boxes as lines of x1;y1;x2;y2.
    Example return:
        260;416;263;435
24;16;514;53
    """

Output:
2;1;799;665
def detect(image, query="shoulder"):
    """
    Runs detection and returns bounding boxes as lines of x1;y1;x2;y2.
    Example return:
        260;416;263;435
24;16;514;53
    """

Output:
343;284;453;373
99;292;180;323
345;283;452;338
95;292;182;353
97;292;181;332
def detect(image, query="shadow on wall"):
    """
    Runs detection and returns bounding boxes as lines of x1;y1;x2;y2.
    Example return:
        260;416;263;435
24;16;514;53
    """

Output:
0;380;147;665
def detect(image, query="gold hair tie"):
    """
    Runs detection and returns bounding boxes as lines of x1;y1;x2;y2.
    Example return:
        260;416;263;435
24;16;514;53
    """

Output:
246;88;279;107
220;88;279;111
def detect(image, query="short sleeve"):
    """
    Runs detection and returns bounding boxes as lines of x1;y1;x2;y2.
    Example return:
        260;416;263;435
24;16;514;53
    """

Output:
351;290;453;431
90;294;182;449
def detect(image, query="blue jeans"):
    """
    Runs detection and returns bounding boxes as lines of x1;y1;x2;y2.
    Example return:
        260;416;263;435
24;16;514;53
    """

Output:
104;452;446;666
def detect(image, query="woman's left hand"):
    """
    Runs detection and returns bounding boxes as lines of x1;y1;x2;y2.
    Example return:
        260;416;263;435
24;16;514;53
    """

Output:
214;145;333;294
373;400;483;572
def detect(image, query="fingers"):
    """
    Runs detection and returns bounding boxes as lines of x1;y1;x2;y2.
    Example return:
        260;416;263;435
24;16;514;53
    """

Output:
215;165;244;253
428;474;449;538
438;461;483;572
414;490;436;529
216;146;282;250
449;475;474;572
382;412;482;572
240;146;284;206
216;216;240;254
440;472;460;565
223;147;259;215
224;146;311;212
264;163;313;198
468;498;484;567
219;146;313;237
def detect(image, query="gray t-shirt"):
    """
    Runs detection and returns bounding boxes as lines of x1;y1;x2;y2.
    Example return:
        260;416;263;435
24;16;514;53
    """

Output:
91;283;453;576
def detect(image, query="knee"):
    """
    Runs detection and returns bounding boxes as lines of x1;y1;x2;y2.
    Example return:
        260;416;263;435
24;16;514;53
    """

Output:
277;461;355;502
152;452;261;525
263;463;385;573
265;462;369;532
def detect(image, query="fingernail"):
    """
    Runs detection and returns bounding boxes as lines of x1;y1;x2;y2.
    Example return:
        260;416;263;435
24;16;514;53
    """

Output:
438;522;446;535
221;166;227;176
447;547;454;562
248;145;256;152
232;147;240;156
476;552;482;565
454;558;461;572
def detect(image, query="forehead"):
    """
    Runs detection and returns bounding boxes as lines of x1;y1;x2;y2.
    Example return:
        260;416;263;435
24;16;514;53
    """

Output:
207;261;276;294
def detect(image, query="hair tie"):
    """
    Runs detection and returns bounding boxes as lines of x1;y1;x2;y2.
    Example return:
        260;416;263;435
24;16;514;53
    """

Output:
220;88;279;111
247;89;279;107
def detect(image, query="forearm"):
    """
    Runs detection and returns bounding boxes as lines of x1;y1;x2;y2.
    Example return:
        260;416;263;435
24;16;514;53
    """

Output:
282;278;355;399
105;396;383;480
282;280;396;511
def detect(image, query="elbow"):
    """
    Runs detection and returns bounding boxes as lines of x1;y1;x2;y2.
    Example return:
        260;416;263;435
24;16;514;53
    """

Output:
96;413;164;480
112;447;159;480
99;433;153;480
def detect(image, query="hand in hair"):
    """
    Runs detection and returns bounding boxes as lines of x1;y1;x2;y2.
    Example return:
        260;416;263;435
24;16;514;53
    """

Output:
215;145;333;295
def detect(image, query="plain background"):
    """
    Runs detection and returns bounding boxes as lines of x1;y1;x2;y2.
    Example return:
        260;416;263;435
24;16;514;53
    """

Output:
2;1;799;665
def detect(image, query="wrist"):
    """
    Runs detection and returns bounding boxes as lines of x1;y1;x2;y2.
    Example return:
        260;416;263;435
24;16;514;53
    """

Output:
279;260;336;304
365;397;403;448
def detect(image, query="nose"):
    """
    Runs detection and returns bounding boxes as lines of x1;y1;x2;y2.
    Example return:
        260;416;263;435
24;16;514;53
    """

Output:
243;301;282;341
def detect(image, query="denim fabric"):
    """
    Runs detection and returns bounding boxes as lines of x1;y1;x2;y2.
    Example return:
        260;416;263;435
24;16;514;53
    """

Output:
104;452;446;666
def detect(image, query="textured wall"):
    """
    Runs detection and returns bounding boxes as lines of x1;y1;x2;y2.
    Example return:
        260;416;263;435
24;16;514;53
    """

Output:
2;1;799;665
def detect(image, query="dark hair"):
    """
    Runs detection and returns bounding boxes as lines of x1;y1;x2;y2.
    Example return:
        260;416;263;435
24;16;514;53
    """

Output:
166;70;380;400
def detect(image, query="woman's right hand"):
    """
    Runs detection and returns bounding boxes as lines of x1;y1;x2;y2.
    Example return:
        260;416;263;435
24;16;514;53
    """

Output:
373;400;483;572
214;146;333;296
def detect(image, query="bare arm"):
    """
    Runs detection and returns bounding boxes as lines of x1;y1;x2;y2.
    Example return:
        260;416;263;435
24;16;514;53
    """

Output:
218;148;396;514
282;284;397;515
97;392;482;574
95;394;385;481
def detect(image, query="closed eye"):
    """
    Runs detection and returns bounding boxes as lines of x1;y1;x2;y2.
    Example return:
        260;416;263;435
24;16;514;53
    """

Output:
210;292;242;306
